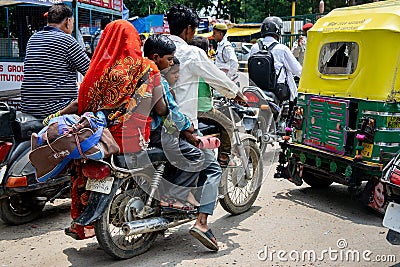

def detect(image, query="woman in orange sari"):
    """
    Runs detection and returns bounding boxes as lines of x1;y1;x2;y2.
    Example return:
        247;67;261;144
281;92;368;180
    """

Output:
61;20;167;239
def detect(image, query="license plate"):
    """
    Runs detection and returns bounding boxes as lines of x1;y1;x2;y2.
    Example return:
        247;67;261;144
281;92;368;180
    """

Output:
361;142;373;158
0;165;7;184
387;116;400;128
383;202;400;233
86;176;114;194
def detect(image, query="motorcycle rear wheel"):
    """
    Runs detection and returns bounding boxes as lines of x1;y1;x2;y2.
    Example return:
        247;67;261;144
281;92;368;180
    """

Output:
252;110;277;150
0;195;45;225
219;138;263;215
95;174;159;259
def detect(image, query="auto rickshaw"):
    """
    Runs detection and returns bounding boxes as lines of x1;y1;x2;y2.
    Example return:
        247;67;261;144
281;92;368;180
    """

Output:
276;0;400;213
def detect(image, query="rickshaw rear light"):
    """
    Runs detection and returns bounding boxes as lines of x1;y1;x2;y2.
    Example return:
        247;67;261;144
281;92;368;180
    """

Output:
82;161;111;180
0;142;12;163
243;92;259;104
390;168;400;186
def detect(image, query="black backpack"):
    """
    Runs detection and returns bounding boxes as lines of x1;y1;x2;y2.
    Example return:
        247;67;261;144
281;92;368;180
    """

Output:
248;42;279;92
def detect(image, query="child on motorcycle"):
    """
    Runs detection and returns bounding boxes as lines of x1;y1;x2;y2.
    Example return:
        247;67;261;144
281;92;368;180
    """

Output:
143;34;203;210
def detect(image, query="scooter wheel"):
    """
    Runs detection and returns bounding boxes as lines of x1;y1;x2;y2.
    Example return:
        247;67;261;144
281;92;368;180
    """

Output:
0;196;45;225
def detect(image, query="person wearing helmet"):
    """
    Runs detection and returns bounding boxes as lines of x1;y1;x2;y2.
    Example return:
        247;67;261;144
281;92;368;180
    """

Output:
292;22;313;65
249;16;302;126
212;23;239;82
264;16;283;29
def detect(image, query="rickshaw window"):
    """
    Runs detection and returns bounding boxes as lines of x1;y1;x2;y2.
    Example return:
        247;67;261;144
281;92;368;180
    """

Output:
318;42;359;75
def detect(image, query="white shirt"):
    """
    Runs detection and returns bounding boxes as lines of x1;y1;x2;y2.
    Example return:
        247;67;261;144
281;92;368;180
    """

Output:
250;36;302;101
169;35;239;129
215;35;238;79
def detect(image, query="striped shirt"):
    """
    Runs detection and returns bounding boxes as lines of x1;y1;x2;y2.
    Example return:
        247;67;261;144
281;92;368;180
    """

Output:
21;26;90;119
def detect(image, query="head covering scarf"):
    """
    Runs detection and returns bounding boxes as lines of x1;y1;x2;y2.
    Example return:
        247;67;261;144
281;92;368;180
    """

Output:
77;20;160;153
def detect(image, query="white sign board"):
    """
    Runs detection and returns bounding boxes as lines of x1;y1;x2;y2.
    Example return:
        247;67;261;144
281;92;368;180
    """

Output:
0;62;24;91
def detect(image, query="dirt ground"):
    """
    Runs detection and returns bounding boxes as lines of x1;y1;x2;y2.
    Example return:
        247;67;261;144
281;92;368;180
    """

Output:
1;148;400;267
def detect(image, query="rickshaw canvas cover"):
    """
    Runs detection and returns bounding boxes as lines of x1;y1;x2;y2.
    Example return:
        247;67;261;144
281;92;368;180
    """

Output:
304;96;349;155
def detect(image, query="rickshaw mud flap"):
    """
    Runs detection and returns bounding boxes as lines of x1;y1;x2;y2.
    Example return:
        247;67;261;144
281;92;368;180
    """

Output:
280;142;382;172
296;164;351;185
74;178;122;226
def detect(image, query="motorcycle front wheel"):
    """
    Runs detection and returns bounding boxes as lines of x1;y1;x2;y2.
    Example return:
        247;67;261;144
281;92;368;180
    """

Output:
0;195;45;225
219;138;263;215
95;173;159;260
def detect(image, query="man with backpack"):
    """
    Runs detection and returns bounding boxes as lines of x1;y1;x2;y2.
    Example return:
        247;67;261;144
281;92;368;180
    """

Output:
248;16;302;125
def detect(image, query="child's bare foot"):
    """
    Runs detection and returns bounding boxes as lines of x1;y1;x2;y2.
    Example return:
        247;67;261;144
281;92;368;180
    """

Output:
187;192;200;207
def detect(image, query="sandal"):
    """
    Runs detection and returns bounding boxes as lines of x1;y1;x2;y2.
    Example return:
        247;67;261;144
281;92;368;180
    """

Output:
64;225;80;240
218;152;238;168
160;196;198;213
189;227;219;251
218;152;230;167
64;222;95;240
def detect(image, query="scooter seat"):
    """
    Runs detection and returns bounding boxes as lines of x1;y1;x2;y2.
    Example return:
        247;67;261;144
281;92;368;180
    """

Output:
12;112;43;141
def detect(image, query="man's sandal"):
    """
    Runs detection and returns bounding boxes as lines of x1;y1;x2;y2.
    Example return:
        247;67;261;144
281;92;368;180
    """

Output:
189;227;219;251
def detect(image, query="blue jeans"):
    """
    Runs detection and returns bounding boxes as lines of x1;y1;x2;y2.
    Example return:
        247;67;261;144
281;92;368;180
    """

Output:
195;130;222;215
150;126;204;202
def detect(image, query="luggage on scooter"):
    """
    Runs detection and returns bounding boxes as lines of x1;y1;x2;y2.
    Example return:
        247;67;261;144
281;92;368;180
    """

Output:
29;112;120;182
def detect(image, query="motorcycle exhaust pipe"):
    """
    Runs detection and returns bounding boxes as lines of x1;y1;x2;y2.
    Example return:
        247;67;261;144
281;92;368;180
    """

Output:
122;217;170;236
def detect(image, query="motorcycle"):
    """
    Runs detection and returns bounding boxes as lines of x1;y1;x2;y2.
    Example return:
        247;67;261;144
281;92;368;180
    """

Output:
0;103;71;225
381;153;400;245
72;99;263;259
242;85;290;152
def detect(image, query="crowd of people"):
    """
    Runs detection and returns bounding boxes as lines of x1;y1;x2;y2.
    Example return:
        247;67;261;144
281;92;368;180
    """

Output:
20;2;311;252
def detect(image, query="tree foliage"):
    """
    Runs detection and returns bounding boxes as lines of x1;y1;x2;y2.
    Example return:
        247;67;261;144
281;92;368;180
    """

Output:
124;0;377;22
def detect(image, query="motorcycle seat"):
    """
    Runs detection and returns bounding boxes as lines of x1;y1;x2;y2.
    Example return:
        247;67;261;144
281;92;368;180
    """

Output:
114;147;167;169
12;112;43;141
263;91;280;104
198;121;219;136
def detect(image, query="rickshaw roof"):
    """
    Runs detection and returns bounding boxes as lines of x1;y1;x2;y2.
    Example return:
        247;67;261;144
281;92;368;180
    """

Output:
299;0;400;101
311;0;400;33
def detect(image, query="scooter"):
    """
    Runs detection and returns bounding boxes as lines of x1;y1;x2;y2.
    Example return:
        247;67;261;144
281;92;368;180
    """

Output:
0;103;70;225
72;99;263;259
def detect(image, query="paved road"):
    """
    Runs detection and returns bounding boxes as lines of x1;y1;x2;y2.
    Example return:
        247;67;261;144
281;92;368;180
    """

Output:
1;147;399;267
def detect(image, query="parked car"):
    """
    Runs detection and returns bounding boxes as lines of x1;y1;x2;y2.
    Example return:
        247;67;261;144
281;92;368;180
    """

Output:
235;43;253;61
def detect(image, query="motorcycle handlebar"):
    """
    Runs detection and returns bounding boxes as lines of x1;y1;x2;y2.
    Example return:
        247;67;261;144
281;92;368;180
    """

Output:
228;99;256;117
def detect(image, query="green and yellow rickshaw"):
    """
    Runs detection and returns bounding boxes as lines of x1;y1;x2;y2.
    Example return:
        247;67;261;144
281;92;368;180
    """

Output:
277;0;400;213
